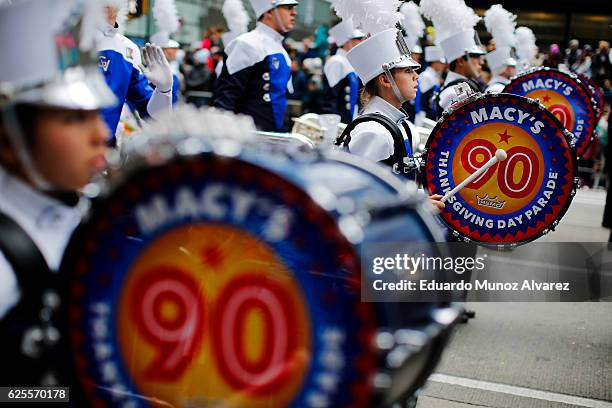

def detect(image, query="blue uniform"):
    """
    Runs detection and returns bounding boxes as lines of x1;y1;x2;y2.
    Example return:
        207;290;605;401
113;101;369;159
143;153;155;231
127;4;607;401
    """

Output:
213;23;292;132
96;25;173;142
321;49;360;124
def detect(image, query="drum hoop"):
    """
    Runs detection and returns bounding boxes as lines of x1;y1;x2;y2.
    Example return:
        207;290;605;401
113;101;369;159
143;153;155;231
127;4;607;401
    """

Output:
505;67;597;157
422;92;578;248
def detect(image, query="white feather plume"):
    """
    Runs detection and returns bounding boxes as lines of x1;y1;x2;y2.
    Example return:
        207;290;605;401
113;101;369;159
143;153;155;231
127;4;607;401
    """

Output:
399;1;425;49
222;0;250;34
484;4;516;50
515;26;537;63
153;0;180;37
419;0;480;43
330;0;404;35
80;0;107;51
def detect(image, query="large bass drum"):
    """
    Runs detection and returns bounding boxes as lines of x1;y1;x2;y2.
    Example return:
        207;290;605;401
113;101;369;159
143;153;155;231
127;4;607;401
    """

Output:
60;110;459;408
423;93;577;248
503;67;599;158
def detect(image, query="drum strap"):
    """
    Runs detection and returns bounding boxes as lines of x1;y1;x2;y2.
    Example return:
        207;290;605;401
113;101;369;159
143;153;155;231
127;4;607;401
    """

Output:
335;113;411;171
0;211;51;296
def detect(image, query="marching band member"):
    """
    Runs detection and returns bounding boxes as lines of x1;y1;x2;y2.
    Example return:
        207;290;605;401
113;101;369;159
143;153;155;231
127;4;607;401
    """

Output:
420;0;485;115
418;46;447;122
320;19;365;124
334;25;444;209
97;0;175;145
0;0;115;386
484;4;518;94
515;26;538;73
213;0;299;132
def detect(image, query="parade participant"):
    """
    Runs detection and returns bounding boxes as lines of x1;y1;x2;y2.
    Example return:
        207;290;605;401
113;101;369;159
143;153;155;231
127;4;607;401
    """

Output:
97;0;174;145
159;39;182;103
420;0;485;114
483;4;517;94
0;0;116;386
418;46;447;122
212;0;299;132
329;0;444;209
320;19;365;124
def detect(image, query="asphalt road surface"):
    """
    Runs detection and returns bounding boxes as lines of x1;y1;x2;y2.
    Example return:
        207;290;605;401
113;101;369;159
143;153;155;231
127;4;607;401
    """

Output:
417;189;612;408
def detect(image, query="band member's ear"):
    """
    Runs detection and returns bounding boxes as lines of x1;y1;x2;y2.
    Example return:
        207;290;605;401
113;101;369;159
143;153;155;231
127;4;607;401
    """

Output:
378;73;391;88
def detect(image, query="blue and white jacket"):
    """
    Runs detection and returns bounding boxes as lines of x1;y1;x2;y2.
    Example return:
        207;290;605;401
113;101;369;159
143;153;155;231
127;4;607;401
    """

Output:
321;49;360;124
213;23;292;132
96;25;173;142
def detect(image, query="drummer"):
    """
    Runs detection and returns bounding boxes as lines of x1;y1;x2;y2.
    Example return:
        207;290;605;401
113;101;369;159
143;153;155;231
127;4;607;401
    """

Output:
483;5;518;94
0;0;115;386
336;27;444;210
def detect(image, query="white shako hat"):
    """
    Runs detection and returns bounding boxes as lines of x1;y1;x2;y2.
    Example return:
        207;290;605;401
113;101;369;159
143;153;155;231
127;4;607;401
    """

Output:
484;4;517;73
486;48;516;73
221;0;250;46
420;0;485;62
0;0;115;110
399;1;424;54
329;19;365;47
424;46;446;63
249;0;298;19
347;28;421;84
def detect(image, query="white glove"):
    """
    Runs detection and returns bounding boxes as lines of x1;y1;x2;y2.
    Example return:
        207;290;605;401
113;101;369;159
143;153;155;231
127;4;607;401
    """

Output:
141;43;173;93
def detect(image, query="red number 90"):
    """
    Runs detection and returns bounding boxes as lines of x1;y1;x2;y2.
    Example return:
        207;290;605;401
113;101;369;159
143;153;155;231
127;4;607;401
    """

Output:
460;138;539;199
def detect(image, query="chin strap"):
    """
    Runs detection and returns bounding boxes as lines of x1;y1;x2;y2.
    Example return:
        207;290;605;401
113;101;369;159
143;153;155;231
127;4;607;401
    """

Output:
1;106;52;191
272;8;289;34
382;64;407;106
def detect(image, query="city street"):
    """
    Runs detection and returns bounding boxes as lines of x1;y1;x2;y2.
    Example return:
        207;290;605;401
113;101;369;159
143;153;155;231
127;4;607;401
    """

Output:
418;189;612;408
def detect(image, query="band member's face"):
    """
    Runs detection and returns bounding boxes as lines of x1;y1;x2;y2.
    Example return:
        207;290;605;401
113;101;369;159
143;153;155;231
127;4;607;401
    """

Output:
503;65;517;78
469;55;484;77
32;108;109;191
105;6;118;25
394;67;420;101
275;5;297;32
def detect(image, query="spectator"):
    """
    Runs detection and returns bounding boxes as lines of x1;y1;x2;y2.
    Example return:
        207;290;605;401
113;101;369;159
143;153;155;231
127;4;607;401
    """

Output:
592;41;612;88
544;44;562;68
573;44;593;77
564;39;582;68
290;59;308;100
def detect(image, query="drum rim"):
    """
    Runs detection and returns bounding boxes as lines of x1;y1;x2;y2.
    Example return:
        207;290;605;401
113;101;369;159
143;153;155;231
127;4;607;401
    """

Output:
61;150;452;405
422;92;578;248
503;66;598;158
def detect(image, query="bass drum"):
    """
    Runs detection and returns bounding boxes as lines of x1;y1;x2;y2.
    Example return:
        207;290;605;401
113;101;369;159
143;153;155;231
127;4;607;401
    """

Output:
423;93;577;248
61;127;458;407
503;67;599;158
576;73;604;121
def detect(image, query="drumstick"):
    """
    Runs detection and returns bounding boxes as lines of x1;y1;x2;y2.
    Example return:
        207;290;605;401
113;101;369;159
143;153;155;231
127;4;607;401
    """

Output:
441;149;508;203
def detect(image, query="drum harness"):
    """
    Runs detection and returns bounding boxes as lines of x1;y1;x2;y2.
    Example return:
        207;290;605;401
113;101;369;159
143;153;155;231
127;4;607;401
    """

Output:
335;113;422;181
0;211;64;386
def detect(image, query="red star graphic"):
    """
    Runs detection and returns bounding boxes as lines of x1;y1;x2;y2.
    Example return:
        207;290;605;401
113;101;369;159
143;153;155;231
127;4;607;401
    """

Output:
542;94;551;103
498;129;512;144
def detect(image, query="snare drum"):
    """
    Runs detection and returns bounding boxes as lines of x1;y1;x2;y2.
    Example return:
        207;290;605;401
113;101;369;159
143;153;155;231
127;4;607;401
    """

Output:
423;93;577;248
60;114;458;407
503;67;599;158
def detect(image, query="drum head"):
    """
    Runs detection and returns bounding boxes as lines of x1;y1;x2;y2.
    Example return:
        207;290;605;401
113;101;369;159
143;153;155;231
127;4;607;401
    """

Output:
62;153;380;407
576;73;604;121
424;93;577;247
503;67;598;158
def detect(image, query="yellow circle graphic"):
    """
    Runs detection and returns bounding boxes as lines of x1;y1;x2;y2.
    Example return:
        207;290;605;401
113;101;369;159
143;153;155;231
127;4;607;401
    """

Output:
452;123;545;214
116;224;311;407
